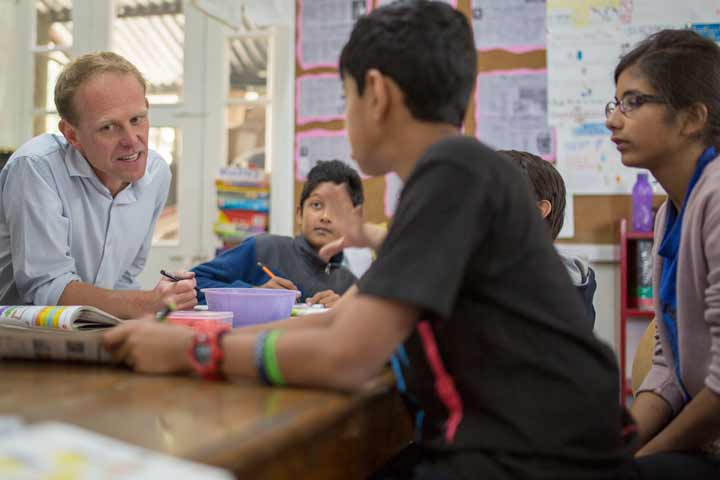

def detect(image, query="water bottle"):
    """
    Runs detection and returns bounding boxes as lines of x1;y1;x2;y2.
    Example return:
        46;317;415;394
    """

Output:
632;173;653;232
636;240;653;310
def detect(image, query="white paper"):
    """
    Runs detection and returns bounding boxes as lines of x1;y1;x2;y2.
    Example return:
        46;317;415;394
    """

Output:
0;422;234;480
476;70;555;159
295;131;361;180
555;122;662;195
296;74;345;124
471;0;546;51
547;24;676;127
298;0;369;69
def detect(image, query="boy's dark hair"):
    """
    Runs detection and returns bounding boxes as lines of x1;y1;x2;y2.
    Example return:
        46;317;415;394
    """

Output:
300;160;364;210
500;150;566;239
339;0;476;128
615;29;720;149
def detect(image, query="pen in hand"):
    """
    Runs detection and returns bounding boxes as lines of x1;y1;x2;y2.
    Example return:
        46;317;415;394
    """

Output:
160;269;200;293
256;261;276;279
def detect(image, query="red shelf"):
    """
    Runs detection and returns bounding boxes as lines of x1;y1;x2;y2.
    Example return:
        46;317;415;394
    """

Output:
619;218;655;403
625;231;654;240
623;309;654;319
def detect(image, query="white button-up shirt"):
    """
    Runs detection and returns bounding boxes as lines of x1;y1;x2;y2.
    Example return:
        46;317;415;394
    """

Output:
0;134;170;305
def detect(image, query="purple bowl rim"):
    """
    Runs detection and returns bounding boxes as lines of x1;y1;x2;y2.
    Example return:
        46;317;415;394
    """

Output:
201;287;300;296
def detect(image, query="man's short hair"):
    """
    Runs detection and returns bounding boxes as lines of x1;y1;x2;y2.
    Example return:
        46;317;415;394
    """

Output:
339;0;476;128
54;51;147;125
499;150;566;239
300;160;364;210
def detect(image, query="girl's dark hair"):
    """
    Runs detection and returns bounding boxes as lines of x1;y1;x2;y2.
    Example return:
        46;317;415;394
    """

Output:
300;160;364;210
614;29;720;148
499;150;566;239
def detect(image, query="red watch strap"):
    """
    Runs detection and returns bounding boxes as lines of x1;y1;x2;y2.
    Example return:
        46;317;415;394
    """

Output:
188;327;229;380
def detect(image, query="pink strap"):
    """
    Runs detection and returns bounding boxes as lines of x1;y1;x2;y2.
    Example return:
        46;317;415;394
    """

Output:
417;320;464;442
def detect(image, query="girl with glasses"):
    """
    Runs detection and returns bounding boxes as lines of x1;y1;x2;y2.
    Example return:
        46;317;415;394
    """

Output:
607;29;720;478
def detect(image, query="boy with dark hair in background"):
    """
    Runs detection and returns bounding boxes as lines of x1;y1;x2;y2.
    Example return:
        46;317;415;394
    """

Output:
191;159;362;307
500;149;597;326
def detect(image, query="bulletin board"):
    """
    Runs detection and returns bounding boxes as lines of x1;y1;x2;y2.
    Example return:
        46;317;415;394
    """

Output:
292;0;667;245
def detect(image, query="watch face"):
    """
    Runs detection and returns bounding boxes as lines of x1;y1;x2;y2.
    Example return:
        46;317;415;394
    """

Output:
194;344;212;364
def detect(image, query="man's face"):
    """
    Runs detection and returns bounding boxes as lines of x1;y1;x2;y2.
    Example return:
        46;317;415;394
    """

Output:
297;182;350;251
60;72;149;196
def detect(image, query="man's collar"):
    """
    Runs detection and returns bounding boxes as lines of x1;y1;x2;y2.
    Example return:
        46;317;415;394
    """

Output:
63;143;144;203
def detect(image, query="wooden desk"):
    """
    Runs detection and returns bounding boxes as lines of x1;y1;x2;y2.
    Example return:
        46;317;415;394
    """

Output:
0;362;412;479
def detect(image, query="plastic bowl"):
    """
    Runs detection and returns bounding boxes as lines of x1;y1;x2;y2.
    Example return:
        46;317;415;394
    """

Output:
202;288;300;327
165;311;234;328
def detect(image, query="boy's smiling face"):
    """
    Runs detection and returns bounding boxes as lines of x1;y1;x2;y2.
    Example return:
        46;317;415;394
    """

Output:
297;181;350;252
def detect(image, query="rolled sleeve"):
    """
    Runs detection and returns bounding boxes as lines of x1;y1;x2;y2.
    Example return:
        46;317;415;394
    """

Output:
637;321;686;414
3;157;81;305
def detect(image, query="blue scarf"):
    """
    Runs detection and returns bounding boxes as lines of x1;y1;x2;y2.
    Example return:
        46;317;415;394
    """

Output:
658;145;717;403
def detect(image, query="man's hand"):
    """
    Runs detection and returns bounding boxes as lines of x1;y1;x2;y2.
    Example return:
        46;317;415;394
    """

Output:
153;270;197;311
103;317;195;374
306;290;340;308
259;275;299;293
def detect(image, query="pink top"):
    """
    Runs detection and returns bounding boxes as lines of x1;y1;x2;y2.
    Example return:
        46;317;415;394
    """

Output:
638;157;720;449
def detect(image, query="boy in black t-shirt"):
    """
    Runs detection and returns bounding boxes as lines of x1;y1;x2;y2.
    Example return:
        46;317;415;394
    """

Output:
106;2;634;478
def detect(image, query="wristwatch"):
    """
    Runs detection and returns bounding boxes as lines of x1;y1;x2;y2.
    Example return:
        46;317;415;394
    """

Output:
188;328;229;380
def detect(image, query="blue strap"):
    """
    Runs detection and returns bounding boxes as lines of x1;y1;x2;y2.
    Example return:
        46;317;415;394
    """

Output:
658;145;717;403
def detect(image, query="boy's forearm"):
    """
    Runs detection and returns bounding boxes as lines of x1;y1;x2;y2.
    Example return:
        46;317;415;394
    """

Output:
631;391;674;449
637;387;720;456
58;281;157;319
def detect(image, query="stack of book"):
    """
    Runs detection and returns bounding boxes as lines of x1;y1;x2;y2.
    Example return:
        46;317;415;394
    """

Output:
214;167;269;249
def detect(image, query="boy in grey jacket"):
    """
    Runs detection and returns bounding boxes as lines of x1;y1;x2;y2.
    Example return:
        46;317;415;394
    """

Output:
501;150;596;327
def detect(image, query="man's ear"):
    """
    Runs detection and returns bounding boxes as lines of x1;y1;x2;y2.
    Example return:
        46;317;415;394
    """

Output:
59;119;81;150
365;68;390;122
680;102;709;140
537;199;552;220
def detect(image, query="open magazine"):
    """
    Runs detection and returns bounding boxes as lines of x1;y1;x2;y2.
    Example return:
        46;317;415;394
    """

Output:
0;306;123;363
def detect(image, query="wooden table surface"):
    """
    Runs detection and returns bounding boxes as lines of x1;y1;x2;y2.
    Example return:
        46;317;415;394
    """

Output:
0;361;412;479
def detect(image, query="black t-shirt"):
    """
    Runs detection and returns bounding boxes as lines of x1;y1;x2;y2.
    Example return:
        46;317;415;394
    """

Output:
358;136;631;478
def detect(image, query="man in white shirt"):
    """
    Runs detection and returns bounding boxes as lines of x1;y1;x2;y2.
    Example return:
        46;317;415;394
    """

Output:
0;52;196;317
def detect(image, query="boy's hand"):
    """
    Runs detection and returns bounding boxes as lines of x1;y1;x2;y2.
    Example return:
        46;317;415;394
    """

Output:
103;318;195;374
317;183;368;262
306;290;340;308
259;276;299;293
153;271;197;311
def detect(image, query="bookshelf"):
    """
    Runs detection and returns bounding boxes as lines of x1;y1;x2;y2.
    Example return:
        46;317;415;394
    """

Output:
619;218;655;402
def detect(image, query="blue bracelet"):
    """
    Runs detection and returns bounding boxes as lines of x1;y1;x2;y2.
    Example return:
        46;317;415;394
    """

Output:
255;331;271;386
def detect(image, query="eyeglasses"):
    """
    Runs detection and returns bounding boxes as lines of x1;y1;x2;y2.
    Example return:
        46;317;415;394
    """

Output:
605;93;667;118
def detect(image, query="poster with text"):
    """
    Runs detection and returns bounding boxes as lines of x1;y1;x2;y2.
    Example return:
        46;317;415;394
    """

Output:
476;69;555;159
295;130;362;181
471;0;546;52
